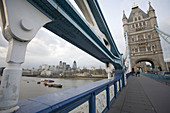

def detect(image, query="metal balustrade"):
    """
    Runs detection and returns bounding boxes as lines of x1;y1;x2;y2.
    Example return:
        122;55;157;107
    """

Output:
14;71;131;113
141;72;170;80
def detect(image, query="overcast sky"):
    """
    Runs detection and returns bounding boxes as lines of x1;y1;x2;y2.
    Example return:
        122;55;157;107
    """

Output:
0;0;170;69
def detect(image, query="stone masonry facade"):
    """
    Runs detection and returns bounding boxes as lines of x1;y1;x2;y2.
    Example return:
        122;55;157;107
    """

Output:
122;2;167;72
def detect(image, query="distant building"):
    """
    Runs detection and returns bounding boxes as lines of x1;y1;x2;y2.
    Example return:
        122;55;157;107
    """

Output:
41;64;48;70
22;68;40;76
72;61;77;71
63;62;66;71
59;61;63;68
38;65;42;70
37;61;79;76
49;65;55;71
77;67;81;72
66;65;71;71
83;66;87;70
91;66;96;70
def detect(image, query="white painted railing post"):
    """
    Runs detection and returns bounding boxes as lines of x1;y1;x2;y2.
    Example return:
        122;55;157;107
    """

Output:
0;0;51;112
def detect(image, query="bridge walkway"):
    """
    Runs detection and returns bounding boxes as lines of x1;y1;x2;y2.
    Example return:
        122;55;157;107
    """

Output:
107;75;170;113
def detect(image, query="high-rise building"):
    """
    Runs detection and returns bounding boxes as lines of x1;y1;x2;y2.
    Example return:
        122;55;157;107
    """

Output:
122;2;166;72
66;65;71;71
59;61;63;68
63;62;66;71
72;61;77;71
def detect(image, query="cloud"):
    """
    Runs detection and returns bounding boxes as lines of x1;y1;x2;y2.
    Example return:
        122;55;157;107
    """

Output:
159;16;170;62
0;28;8;67
22;27;105;69
0;46;8;67
0;29;8;48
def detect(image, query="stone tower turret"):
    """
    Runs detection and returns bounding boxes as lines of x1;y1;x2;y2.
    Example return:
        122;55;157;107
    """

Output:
122;11;128;39
148;2;157;28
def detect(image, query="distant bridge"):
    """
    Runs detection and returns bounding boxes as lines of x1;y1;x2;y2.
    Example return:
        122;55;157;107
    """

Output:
0;0;123;112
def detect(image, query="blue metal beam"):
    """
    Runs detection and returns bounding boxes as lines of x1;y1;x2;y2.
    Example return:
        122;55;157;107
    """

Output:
86;0;121;57
27;0;123;69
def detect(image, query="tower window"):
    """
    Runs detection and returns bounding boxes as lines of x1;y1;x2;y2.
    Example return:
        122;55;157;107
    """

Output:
138;16;141;20
138;35;144;41
148;47;151;51
132;38;134;42
148;35;151;39
139;23;142;26
132;24;135;28
132;49;134;53
136;24;138;27
143;21;146;26
135;17;137;21
139;47;146;52
135;48;138;52
152;46;155;51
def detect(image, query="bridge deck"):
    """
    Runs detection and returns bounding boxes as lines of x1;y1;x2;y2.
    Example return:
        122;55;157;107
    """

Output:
107;75;170;113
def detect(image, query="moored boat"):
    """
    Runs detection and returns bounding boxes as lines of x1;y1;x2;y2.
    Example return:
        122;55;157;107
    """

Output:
43;81;48;86
37;81;41;84
41;79;54;83
48;80;54;83
47;84;62;88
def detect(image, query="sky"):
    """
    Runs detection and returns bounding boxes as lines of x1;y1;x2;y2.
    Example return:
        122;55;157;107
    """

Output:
0;0;170;69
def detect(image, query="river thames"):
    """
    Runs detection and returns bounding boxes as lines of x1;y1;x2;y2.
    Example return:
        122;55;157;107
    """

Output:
0;76;100;100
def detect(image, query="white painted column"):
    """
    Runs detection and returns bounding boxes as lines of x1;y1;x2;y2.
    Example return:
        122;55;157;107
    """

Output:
0;0;51;112
0;39;28;112
105;63;112;79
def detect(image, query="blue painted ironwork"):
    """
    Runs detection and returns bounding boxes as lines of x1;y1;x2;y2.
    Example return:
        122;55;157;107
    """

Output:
122;73;125;87
114;81;117;99
126;72;133;79
155;26;170;44
26;0;123;69
15;72;126;113
106;86;110;110
87;0;121;58
124;32;130;71
141;72;170;80
89;92;96;113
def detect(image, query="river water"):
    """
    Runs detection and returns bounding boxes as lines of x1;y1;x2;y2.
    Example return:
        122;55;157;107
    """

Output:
0;76;99;100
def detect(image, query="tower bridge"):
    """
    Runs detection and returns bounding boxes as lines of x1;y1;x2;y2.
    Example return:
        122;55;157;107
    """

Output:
122;2;168;72
0;0;170;113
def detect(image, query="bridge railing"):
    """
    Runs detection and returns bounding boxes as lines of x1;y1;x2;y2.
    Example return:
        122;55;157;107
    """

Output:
141;72;170;81
15;71;129;113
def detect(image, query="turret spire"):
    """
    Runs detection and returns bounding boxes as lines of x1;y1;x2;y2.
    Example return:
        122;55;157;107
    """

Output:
149;1;155;11
122;10;127;20
132;3;138;9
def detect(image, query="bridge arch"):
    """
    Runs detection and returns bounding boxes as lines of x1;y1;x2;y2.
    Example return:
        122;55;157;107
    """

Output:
131;57;161;72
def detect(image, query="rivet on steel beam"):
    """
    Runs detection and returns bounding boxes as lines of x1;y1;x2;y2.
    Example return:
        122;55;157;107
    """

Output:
20;19;33;31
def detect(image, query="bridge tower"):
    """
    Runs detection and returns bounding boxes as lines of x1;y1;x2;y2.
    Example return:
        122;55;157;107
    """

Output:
122;2;167;72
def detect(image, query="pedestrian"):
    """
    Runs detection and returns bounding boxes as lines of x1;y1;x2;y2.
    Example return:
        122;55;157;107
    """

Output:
137;71;140;77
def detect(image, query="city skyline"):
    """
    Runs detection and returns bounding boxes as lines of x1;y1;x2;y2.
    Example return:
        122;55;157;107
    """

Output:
0;0;170;69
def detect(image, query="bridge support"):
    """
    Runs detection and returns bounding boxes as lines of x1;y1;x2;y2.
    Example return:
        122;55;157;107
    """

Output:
105;63;112;79
0;0;51;112
0;39;28;113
